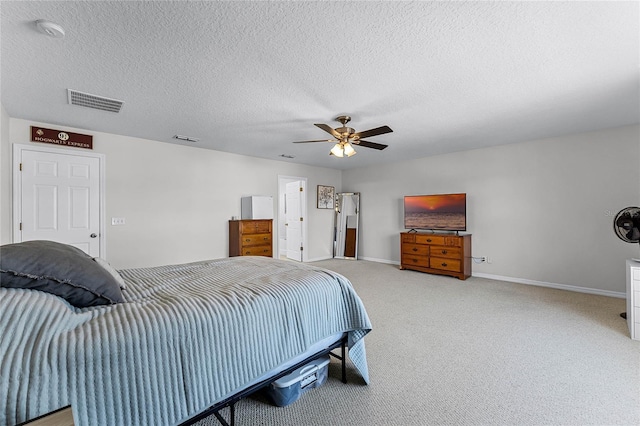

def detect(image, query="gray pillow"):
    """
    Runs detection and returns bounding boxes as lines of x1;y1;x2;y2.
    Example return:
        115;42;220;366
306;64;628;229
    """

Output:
93;257;127;290
0;240;124;308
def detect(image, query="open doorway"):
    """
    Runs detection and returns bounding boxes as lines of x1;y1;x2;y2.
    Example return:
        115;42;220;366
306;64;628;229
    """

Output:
277;175;308;262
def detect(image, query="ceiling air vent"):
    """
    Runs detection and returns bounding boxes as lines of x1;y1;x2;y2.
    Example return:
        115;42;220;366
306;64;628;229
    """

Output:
67;89;124;113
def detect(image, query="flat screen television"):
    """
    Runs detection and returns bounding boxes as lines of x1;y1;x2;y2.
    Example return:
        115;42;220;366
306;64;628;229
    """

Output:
404;193;466;231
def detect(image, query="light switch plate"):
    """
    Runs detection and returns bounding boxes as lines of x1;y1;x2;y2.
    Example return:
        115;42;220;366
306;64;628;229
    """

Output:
111;217;126;225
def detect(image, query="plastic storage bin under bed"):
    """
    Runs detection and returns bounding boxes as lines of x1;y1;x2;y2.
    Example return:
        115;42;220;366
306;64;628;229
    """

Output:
267;355;331;407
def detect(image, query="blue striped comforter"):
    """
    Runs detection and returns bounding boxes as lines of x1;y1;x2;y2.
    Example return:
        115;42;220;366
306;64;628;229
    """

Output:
0;257;371;425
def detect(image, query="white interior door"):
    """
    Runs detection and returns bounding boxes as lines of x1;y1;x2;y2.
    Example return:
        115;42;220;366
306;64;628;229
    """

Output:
285;180;304;261
17;146;102;257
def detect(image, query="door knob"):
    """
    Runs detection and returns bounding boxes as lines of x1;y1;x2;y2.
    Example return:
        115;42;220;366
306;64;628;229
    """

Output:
90;233;97;238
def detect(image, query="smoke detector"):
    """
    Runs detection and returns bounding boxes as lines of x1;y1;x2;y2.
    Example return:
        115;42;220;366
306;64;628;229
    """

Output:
35;20;65;38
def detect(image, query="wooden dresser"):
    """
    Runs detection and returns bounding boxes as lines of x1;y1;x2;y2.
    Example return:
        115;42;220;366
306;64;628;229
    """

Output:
400;233;471;280
229;219;273;257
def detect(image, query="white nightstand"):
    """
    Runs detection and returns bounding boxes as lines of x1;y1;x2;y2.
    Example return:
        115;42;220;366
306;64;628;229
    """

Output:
626;260;640;341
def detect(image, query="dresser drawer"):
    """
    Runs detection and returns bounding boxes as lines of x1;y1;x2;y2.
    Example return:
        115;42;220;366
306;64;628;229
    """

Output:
429;257;461;272
240;220;271;234
241;233;271;246
402;243;429;256
430;246;460;259
415;235;461;247
402;254;429;267
402;234;416;243
415;235;445;245
242;245;272;256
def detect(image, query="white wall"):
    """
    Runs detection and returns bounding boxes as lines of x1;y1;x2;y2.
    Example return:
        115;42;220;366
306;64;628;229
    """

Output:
3;116;639;294
5;118;341;268
344;125;640;294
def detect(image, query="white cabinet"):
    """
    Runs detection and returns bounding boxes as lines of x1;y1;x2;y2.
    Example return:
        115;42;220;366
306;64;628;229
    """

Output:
626;260;640;340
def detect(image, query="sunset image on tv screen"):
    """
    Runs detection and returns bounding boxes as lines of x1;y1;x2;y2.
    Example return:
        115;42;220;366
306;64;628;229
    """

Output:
404;193;466;230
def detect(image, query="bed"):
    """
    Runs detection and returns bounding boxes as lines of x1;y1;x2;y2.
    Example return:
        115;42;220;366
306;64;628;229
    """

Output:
0;241;372;425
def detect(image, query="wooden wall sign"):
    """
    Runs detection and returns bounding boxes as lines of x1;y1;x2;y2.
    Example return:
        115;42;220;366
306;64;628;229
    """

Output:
31;126;93;150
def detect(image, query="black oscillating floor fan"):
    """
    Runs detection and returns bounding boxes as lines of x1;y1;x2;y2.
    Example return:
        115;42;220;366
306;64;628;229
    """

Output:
613;206;640;319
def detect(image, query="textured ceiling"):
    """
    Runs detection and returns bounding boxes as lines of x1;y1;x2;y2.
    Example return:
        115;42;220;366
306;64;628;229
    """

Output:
1;1;638;170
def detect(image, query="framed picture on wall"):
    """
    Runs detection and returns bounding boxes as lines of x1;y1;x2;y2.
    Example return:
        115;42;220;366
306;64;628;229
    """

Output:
317;185;335;209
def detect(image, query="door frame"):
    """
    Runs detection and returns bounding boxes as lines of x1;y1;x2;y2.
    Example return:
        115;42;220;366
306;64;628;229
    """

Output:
277;175;308;262
12;143;107;257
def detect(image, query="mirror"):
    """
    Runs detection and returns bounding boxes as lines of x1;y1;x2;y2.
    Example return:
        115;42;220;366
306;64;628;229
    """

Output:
334;192;360;259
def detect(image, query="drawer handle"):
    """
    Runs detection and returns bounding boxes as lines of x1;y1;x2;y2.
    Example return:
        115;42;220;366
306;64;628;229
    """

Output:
263;237;269;241
246;251;251;255
427;239;432;242
441;250;447;254
441;262;447;267
412;259;418;263
245;238;251;242
412;248;418;252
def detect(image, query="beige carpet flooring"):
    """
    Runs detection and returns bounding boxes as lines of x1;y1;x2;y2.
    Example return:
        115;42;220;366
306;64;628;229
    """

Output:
196;259;640;425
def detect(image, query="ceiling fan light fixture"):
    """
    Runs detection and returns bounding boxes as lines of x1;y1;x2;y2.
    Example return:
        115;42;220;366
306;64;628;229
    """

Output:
330;143;344;157
344;142;356;157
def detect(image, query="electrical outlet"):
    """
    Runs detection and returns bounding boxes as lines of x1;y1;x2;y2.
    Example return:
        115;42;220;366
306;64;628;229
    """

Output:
481;256;487;263
111;217;126;226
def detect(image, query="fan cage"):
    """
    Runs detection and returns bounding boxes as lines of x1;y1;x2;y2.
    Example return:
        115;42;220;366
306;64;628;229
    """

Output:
613;207;640;243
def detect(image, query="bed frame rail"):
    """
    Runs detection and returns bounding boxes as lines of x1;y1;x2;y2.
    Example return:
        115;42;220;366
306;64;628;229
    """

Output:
180;334;348;426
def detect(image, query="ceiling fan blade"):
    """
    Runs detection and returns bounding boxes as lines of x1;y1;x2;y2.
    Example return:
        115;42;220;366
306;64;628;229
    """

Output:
352;125;393;140
354;139;388;150
314;123;341;139
292;139;334;144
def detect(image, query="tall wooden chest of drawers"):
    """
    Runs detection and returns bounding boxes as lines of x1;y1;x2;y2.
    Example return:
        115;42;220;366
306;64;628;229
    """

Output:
400;233;471;280
229;219;273;257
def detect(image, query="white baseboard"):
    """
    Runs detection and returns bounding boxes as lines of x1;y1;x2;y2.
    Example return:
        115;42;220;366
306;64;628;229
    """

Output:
360;256;399;265
355;257;625;299
310;257;627;299
305;255;334;263
472;272;625;299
